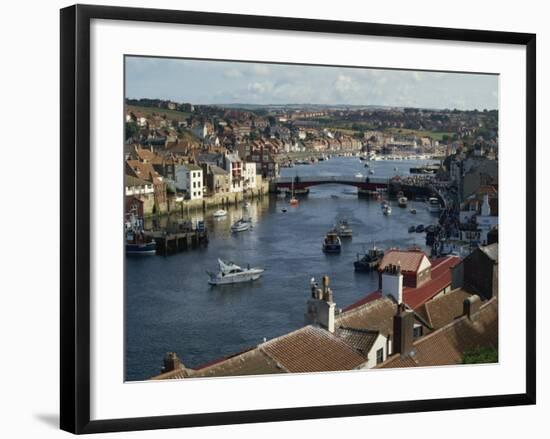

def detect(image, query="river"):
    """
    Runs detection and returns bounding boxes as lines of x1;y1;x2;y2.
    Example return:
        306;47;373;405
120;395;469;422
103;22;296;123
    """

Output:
125;156;439;381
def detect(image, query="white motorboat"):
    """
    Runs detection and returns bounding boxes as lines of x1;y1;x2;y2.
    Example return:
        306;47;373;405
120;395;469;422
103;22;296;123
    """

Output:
213;209;227;218
207;259;264;285
231;218;252;232
355;172;364;178
383;205;392;215
398;196;408;208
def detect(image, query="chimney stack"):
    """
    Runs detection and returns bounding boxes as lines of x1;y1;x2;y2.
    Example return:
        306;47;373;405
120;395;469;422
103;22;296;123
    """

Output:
463;295;481;320
393;303;415;358
162;352;184;373
382;263;403;304
305;275;336;333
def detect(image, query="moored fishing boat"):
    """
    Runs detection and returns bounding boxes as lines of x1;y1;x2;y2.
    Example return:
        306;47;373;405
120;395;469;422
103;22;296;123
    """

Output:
336;219;353;238
354;245;384;272
125;209;156;255
322;230;342;253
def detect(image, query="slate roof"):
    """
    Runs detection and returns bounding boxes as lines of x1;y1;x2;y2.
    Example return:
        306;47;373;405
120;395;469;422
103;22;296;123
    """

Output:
334;327;381;356
377;298;498;368
260;325;367;373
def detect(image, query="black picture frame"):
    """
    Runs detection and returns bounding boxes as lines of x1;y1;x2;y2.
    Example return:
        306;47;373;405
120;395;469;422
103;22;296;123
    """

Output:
60;4;536;434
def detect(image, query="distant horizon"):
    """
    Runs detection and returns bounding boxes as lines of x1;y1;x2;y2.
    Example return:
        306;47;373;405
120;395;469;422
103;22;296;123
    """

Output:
125;97;499;112
126;57;499;111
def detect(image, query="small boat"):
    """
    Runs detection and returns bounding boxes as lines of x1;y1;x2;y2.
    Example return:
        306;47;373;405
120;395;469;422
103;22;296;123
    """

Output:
336;219;353;238
355;172;363;178
410;208;417;214
354;246;384;272
364;163;370;168
322;231;342;253
425;224;437;234
213;209;227;218
416;224;425;233
408;225;416;233
369;169;375;175
281;207;287;213
231;218;252;233
383;205;392;215
207;259;264;285
398;196;408;208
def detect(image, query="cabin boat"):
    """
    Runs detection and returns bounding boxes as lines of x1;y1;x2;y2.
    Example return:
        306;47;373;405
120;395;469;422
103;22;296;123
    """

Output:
322;231;342;253
207;259;264;285
415;224;425;233
213;209;227;218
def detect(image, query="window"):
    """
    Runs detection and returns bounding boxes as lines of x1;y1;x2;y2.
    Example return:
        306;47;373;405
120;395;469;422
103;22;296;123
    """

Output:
193;181;196;188
413;324;423;338
376;348;384;365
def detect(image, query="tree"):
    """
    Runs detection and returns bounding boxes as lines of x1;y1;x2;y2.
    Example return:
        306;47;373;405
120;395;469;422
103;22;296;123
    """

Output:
462;346;498;364
125;121;139;141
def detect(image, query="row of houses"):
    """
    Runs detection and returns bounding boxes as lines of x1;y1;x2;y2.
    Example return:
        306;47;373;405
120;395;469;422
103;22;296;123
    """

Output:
151;245;498;379
124;146;262;215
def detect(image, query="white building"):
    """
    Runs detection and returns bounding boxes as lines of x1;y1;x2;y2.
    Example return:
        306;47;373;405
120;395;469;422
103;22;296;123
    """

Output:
223;153;243;193
175;164;203;200
191;124;207;140
243;162;257;191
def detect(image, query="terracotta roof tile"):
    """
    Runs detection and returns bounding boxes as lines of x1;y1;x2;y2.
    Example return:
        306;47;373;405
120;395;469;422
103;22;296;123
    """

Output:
378;298;498;368
336;297;397;337
423;288;473;329
260;326;367;373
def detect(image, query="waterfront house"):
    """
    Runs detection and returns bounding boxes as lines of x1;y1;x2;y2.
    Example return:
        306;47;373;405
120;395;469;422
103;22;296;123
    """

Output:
174;164;203;200
124;174;155;215
204;165;230;196
223;152;244;193
126;160;168;214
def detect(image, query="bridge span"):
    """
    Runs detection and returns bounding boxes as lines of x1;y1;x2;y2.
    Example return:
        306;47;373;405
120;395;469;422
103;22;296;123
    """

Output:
272;175;389;192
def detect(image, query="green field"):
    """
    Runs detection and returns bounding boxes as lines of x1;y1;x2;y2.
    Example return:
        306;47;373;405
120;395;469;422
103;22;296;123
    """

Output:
384;128;453;142
126;105;191;122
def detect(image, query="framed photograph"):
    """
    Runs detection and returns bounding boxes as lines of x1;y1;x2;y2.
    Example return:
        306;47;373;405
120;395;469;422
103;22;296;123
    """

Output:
60;4;536;434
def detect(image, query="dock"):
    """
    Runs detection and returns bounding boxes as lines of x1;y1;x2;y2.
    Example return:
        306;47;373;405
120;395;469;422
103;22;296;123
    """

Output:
144;229;208;256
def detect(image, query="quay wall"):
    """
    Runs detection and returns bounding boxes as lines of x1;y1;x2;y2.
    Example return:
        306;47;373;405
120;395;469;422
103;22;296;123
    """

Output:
145;180;269;218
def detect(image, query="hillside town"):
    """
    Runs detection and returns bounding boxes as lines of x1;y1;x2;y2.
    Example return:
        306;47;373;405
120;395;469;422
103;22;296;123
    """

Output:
123;97;499;379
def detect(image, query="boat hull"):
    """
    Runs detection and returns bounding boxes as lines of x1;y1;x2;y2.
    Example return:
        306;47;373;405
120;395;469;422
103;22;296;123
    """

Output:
126;242;156;255
208;269;264;285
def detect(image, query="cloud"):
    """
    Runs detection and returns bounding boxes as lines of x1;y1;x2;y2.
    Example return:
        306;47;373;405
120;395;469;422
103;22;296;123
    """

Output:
224;68;243;78
252;64;270;75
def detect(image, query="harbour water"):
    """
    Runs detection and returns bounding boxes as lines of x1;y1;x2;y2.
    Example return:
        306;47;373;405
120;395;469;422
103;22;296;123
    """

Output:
125;156;439;381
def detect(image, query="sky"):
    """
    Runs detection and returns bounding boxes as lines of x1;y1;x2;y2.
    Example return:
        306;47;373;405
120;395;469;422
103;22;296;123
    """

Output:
125;56;498;110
